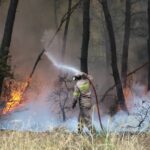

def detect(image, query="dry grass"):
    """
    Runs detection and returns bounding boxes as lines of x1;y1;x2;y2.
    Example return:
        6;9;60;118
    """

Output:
0;129;149;150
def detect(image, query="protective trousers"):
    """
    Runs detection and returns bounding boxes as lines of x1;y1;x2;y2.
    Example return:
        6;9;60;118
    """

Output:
78;107;96;134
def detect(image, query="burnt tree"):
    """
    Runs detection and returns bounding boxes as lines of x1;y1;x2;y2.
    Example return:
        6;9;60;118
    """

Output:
81;0;90;73
148;0;150;90
61;0;72;61
100;0;127;111
121;0;131;87
0;0;19;95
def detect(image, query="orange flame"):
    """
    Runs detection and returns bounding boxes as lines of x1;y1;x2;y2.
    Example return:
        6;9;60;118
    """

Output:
2;80;29;115
123;87;132;100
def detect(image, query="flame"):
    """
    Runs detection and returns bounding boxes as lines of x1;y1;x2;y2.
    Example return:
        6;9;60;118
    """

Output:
123;87;132;100
1;79;29;115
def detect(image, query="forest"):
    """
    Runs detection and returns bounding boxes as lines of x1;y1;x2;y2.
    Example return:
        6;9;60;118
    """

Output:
0;0;150;149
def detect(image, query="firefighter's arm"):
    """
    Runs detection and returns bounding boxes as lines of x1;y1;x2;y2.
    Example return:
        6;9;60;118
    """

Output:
72;86;80;109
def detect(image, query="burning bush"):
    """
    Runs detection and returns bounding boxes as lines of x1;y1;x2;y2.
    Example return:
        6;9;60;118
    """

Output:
1;78;29;115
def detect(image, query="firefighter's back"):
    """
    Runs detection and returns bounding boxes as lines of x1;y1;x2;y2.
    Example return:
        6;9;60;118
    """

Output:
76;79;92;109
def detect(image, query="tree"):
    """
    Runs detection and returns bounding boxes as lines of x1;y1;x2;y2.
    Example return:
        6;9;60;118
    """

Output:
0;0;19;95
148;0;150;90
81;0;90;73
0;0;18;56
99;0;128;111
121;0;131;88
61;0;72;61
52;74;72;122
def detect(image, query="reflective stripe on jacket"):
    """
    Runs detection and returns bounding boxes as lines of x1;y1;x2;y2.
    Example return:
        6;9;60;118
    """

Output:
73;80;91;97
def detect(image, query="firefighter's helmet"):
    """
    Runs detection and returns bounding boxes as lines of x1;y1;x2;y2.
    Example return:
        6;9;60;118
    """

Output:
73;72;87;81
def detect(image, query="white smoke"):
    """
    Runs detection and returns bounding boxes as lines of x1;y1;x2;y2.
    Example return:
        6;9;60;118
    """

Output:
92;83;150;133
0;87;79;132
0;89;57;131
1;83;150;133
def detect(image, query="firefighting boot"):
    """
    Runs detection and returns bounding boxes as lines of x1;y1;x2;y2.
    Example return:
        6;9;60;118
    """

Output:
78;118;84;134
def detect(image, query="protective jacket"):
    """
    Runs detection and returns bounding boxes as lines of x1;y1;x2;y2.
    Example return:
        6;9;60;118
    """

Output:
72;77;92;109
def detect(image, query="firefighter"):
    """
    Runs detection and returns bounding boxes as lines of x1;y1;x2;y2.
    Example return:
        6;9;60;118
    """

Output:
72;72;96;134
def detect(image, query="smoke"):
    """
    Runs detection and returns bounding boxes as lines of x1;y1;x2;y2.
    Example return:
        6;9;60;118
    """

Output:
0;78;150;133
0;85;77;132
0;89;54;131
94;83;150;133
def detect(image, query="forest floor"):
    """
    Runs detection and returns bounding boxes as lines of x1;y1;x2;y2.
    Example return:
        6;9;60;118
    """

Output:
0;128;150;150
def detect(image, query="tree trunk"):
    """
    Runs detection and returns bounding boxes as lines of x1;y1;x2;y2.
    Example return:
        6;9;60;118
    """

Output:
100;0;127;110
0;0;19;95
148;0;150;91
60;102;66;122
121;0;131;88
61;0;72;62
0;0;18;56
81;0;90;73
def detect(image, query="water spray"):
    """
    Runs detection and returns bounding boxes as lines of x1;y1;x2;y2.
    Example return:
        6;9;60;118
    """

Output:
45;51;80;73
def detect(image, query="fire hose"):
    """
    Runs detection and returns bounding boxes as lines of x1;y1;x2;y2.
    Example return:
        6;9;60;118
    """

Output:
86;76;104;132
